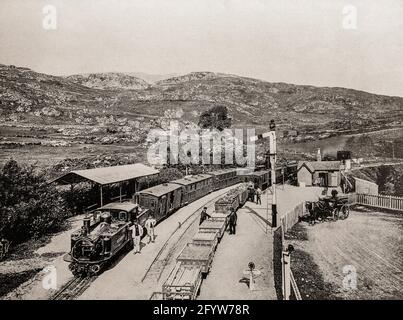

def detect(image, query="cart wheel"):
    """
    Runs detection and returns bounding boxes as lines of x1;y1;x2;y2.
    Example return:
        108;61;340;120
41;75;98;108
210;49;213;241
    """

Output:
332;208;339;221
340;205;350;220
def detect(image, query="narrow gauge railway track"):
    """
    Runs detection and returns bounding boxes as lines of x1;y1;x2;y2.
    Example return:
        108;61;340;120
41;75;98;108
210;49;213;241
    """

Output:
141;186;238;284
51;276;96;300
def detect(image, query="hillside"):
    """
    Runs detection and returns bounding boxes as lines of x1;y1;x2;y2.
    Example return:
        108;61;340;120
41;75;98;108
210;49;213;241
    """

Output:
1;65;402;131
66;73;150;90
1;64;402;167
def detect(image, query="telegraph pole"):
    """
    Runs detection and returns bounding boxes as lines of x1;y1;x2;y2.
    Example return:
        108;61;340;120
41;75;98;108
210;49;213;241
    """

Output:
269;121;277;228
251;120;278;228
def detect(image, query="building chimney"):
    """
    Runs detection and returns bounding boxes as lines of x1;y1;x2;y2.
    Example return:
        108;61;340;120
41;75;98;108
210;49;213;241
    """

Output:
317;148;321;162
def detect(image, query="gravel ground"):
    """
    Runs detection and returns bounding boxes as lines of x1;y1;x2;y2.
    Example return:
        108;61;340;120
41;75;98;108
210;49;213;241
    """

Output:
285;208;403;300
198;205;277;300
0;215;85;300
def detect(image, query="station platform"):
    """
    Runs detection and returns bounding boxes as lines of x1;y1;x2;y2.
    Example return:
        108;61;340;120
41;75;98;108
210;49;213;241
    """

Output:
198;185;324;299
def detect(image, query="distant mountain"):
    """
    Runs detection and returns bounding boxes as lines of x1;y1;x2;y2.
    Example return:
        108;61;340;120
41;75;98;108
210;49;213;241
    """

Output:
1;64;402;136
126;72;180;84
155;71;231;86
0;64;111;124
66;72;150;90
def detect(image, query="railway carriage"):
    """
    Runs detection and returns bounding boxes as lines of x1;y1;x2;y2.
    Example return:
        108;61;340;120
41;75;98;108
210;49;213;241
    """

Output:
240;170;270;190
171;174;214;204
137;183;183;221
209;169;239;190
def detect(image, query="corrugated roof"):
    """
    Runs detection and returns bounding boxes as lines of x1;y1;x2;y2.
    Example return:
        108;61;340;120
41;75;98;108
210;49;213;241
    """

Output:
250;170;269;177
298;161;340;172
51;163;159;185
98;202;138;212
171;174;213;186
237;169;269;177
208;168;238;176
138;183;182;197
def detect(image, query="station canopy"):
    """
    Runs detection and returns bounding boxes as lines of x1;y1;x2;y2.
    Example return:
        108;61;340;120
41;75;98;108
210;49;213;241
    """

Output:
51;163;159;186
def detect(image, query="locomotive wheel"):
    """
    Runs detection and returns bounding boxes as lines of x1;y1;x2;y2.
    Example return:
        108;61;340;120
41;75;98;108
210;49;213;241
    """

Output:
89;264;101;276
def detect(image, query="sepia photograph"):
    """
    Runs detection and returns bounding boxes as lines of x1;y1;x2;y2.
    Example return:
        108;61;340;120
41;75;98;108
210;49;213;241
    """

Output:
0;0;402;305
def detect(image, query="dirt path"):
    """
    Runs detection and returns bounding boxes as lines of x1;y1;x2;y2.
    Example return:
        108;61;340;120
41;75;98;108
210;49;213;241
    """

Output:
285;208;403;299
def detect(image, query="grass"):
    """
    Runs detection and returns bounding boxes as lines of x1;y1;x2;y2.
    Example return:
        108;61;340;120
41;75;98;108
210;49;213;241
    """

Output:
285;223;337;300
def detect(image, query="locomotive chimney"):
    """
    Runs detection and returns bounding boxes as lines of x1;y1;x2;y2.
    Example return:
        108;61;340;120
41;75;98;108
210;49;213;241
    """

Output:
83;217;91;234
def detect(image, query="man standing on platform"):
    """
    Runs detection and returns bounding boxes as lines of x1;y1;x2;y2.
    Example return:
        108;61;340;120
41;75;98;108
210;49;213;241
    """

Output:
145;214;156;244
256;187;262;205
228;207;237;235
248;184;255;202
130;219;143;254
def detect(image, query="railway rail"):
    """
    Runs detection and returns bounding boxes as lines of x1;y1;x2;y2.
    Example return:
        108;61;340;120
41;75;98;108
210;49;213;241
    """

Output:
51;276;96;300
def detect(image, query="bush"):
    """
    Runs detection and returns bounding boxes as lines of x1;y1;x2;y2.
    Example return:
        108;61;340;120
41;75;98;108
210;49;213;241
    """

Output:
198;105;231;131
0;160;71;243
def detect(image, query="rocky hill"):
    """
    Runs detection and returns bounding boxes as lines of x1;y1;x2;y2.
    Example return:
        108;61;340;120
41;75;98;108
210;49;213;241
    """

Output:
1;64;402;135
66;72;150;90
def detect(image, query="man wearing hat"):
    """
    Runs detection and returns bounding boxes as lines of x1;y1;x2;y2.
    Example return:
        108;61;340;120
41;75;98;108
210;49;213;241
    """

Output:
130;219;143;254
199;207;211;225
228;207;238;235
145;214;157;244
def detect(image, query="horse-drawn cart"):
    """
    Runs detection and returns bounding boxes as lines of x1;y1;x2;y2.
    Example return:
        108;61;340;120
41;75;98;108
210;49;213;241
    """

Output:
305;195;350;223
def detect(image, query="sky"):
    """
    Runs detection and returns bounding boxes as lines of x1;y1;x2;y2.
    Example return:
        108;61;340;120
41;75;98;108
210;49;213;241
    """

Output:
0;0;402;97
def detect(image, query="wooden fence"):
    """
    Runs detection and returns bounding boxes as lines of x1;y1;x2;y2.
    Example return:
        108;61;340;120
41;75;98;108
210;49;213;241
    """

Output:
348;193;403;212
280;202;306;240
277;202;305;300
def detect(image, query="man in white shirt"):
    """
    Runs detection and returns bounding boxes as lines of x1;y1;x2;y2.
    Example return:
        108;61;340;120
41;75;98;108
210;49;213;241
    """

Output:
144;214;157;244
130;219;143;254
256;187;262;205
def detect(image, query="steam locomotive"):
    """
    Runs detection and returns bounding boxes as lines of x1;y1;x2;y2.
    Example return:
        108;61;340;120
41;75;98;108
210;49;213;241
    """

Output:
64;202;149;276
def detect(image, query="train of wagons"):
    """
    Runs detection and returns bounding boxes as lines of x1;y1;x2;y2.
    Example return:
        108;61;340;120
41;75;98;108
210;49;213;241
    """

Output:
64;163;297;276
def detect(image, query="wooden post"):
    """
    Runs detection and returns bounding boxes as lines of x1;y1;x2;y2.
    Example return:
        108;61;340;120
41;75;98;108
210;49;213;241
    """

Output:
282;250;291;300
100;185;103;207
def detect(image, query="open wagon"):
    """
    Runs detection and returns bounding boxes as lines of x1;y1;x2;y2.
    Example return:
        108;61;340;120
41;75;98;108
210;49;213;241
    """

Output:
214;184;248;213
176;243;214;274
199;220;227;240
215;195;239;214
210;212;229;225
162;262;203;300
192;231;218;251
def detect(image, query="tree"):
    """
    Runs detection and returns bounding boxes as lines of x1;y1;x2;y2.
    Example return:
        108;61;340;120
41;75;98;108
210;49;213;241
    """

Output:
198;106;231;131
394;173;403;197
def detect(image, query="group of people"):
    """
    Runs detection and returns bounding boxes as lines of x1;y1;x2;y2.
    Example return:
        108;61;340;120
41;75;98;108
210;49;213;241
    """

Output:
129;214;156;254
247;183;262;205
